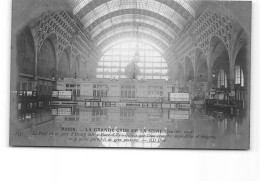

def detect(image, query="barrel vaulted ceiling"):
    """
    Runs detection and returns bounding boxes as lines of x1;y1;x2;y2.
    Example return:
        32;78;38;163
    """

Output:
67;0;204;54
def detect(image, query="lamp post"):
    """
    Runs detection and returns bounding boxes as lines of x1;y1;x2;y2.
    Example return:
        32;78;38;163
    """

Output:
52;69;56;81
52;69;57;91
74;72;77;80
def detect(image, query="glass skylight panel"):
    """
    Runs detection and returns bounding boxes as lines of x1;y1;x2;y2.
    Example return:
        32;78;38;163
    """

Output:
73;0;93;15
128;50;136;57
104;68;111;73
175;0;195;17
153;63;162;68
120;50;128;56
112;68;120;73
161;69;168;74
189;1;202;10
113;49;121;55
145;57;153;63
67;0;81;9
140;70;145;74
139;50;145;57
105;50;113;55
103;62;112;67
157;7;184;29
104;56;112;61
146;50;153;56
146;69;153;74
121;56;128;61
137;63;145;68
140;57;145;62
111;18;125;25
90;16;176;40
81;0;186;30
97;68;103;73
97;75;104;78
96;27;170;47
153;57;162;62
101;37;165;54
161;63;167;68
121;62;128;67
113;56;120;62
153;69;161;74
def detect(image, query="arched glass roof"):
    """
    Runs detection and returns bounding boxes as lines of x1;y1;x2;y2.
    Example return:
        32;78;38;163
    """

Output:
69;0;198;19
80;0;186;30
67;0;203;53
90;14;177;40
93;22;173;46
96;26;170;47
85;9;182;39
98;32;168;54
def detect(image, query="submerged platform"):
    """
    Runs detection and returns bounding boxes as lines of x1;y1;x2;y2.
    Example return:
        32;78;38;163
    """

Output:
51;100;190;109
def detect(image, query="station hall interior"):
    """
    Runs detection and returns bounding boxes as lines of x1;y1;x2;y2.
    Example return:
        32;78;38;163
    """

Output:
10;0;251;148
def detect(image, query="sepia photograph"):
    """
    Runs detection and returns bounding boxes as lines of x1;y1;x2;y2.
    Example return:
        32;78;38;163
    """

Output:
9;0;252;149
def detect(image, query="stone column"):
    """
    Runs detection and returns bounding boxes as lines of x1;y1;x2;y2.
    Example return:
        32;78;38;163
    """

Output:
33;45;39;91
229;54;236;91
207;64;213;91
193;63;199;94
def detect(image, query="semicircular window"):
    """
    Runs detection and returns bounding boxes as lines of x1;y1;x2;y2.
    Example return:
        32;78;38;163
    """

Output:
96;41;169;80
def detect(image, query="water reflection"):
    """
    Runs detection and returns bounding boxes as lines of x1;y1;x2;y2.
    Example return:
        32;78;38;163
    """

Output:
10;104;249;149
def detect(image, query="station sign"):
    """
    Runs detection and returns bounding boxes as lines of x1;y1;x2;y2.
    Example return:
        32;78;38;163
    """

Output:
52;91;59;98
58;107;72;116
58;91;72;100
169;93;190;102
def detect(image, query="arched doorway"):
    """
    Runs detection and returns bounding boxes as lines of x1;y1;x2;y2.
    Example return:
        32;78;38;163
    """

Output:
184;57;195;93
71;55;81;79
75;55;81;78
196;51;208;94
37;34;57;96
16;26;35;92
234;44;249;106
169;61;184;83
185;57;194;82
16;26;35;76
78;59;85;78
38;35;56;79
58;46;71;79
71;55;87;79
210;36;230;91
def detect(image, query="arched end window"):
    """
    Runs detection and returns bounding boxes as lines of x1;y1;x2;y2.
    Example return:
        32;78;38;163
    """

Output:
235;66;244;87
96;41;169;80
217;70;228;89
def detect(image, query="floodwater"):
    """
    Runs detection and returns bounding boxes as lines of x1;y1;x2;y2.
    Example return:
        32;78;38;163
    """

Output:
10;105;250;150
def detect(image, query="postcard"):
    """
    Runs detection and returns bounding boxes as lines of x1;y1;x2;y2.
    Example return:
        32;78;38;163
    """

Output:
10;0;251;149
